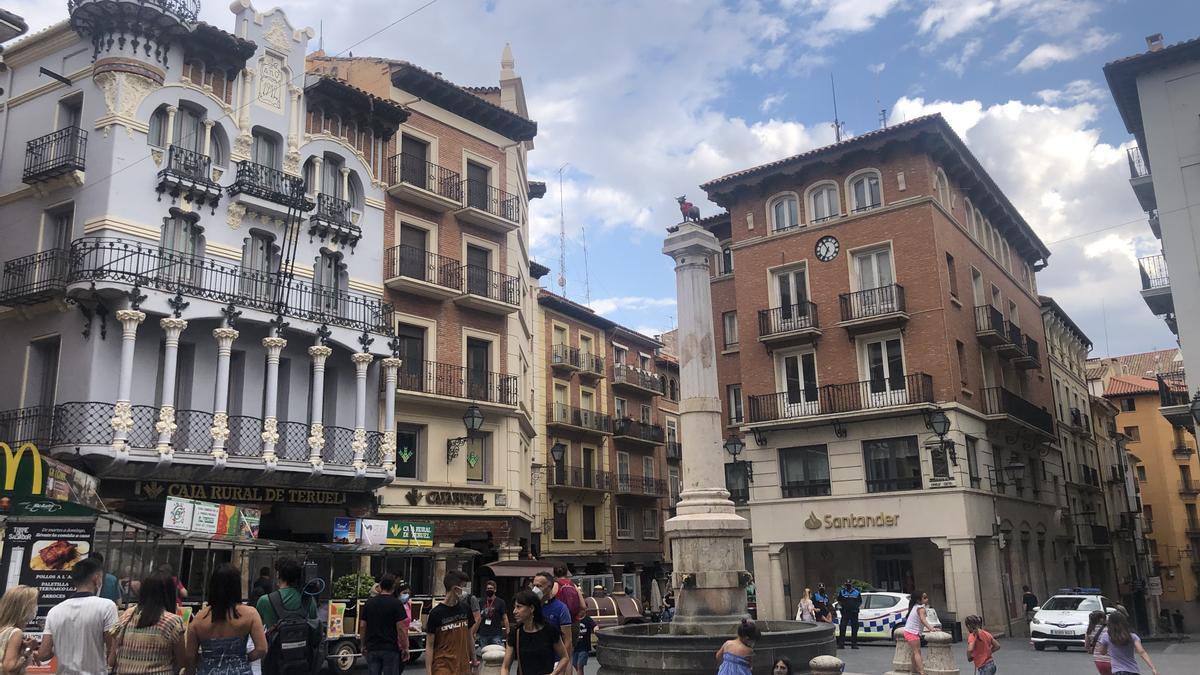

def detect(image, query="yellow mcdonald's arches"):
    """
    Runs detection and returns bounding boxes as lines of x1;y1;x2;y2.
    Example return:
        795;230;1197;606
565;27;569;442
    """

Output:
1;442;43;495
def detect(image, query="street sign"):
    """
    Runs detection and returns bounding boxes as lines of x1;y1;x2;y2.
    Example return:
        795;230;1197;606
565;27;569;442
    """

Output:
1146;576;1163;596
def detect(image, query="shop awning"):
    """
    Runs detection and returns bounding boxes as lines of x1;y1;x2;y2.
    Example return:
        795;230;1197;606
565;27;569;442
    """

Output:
484;560;565;578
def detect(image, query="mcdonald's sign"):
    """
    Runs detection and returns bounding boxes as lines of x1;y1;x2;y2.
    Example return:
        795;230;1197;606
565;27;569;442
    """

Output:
0;441;104;514
1;442;43;496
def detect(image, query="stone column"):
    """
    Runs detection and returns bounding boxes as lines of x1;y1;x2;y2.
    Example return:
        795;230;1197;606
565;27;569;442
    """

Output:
209;327;239;460
886;634;913;675
351;352;373;473
155;318;188;455
948;537;982;619
110;310;146;452
307;345;333;465
260;336;288;463
340;166;351;202
311;156;324;193
380;357;401;476
769;546;787;621
661;221;751;630
164;105;178;146
201;119;214;158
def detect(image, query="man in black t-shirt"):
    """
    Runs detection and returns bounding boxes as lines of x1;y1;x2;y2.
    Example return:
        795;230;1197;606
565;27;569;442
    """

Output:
477;580;509;648
426;571;476;675
361;574;409;674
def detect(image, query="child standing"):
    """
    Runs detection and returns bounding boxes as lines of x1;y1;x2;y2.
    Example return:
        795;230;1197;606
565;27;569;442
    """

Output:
964;615;1000;675
571;614;596;675
715;619;760;675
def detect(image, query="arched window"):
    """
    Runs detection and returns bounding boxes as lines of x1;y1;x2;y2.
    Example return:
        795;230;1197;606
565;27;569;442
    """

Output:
962;198;974;234
848;170;882;212
807;183;840;222
973;208;984;242
347;171;364;211
934;169;950;207
148;105;168;147
768;193;800;232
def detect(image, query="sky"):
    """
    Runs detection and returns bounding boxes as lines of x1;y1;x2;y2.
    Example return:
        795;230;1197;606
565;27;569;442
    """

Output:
11;0;1199;357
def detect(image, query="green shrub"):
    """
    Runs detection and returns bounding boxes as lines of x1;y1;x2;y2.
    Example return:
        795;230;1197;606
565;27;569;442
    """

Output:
333;573;376;599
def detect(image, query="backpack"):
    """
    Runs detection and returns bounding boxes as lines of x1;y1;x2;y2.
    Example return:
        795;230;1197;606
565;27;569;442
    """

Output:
264;590;323;675
557;582;584;621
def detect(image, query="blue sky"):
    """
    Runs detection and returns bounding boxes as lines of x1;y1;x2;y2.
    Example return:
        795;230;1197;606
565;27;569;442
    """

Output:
12;0;1198;356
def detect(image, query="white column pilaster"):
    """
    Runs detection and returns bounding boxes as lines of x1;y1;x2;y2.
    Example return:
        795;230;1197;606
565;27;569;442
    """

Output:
311;156;324;194
164;105;178;146
339;166;350;200
155;318;188;455
110;310;146;452
351;352;373;473
260;336;288;463
307;345;333;465
380;357;401;478
202;119;214;158
768;546;787;621
209;327;239;459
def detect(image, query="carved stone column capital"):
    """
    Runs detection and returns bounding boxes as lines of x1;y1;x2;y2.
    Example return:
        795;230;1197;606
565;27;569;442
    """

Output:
116;309;147;325
263;336;288;350
213;327;240;341
351;352;375;367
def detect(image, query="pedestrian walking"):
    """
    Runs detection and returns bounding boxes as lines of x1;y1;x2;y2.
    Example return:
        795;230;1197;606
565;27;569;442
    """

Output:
570;614;596;675
37;557;119;675
552;566;584;654
360;574;408;675
771;657;793;675
715;618;759;675
835;579;862;649
186;563;267;675
900;591;937;675
1097;611;1157;675
1021;586;1039;623
964;615;999;675
477;580;508;650
1084;610;1110;675
425;571;475;675
812;584;831;623
501;590;568;675
531;573;573;653
89;554;121;606
794;588;815;622
256;558;319;675
395;582;414;634
107;572;187;675
0;586;40;675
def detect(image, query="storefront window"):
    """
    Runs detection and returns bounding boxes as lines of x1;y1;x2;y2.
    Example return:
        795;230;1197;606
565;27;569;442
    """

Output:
395;425;421;479
778;445;831;497
725;462;750;503
966;436;980;487
862;436;921;493
466;432;490;482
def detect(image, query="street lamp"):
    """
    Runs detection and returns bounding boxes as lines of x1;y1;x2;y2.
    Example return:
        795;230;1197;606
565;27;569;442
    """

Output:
1004;458;1027;484
448;404;486;462
927;409;951;437
554;499;568;515
724;433;753;484
550;441;567;464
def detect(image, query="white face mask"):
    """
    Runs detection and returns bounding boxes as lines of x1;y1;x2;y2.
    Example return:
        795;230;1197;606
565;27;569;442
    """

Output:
462;583;471;596
532;586;545;600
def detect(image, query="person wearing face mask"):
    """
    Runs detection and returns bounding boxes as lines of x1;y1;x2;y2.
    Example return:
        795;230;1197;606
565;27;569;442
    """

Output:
394;582;413;636
424;571;475;675
531;573;572;654
476;580;508;650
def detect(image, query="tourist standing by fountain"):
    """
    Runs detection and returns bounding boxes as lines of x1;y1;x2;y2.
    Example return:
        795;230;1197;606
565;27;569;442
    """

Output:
715;620;760;675
795;590;815;622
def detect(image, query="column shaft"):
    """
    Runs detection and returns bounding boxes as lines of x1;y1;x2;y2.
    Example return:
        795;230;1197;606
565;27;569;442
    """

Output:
307;345;333;463
210;328;239;456
111;310;146;450
155;318;189;453
260;337;288;461
381;357;401;474
351;352;373;468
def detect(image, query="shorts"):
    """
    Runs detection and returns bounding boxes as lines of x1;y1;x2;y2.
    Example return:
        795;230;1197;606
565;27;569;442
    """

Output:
571;651;589;667
976;661;996;675
903;629;922;643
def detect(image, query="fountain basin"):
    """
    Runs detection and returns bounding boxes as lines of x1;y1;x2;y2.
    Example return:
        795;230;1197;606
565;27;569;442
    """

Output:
596;620;837;674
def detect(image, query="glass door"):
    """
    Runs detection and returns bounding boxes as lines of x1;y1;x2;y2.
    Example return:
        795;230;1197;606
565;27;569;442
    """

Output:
864;337;907;404
774;267;809;327
854;249;895;313
779;352;819;417
467;338;490;400
399;224;428;281
466;244;491;297
396;324;425;393
400;135;429;189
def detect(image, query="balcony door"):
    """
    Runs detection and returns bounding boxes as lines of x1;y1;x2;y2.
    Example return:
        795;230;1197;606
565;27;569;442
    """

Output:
862;335;907;404
401;135;429;189
322;155;345;199
582;447;596;488
580;390;596;429
466;244;491;296
554;383;568;424
251;130;279;170
853;248;895;313
241;231;276;303
773;266;809;326
314;251;345;314
466;338;491;400
161;216;201;283
466;161;490;210
396;324;426;393
173;106;203;154
399;224;429;281
778;351;818;417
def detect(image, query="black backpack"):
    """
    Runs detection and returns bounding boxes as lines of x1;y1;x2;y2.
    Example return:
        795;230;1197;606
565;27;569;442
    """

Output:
264;591;323;675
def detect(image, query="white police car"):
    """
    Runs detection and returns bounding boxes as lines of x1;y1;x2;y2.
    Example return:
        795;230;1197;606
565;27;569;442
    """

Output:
832;591;939;639
1029;589;1118;651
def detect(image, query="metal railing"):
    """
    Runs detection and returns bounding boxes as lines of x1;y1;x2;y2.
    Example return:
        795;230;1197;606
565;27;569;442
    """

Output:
612;417;665;444
1023;335;1040;363
395;359;518;405
547;466;614;491
839;283;905;321
23;126;87;183
974;305;1005;335
0;406;55;447
309;193;360;246
387;153;462;202
1181;480;1200;496
68;0;201;23
747;372;934;423
463;179;521;223
781;479;832;498
0;249;71;305
758;301;819;337
162;145;214;183
616;474;668;496
613;364;663;393
980;387;1053;435
549;403;612;434
866;476;923;493
384;245;462;290
552;344;582;369
463;265;521;306
1005;322;1025;352
665;442;682;461
314;193;353;227
1157;371;1189;408
229;160;308;207
1138;254;1169;290
1127;146;1150;179
581;353;605;377
1069;407;1084;429
68;237;393;334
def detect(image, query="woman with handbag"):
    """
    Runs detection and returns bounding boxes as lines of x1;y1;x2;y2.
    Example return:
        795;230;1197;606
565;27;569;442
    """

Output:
501;590;569;675
0;586;40;675
109;573;187;675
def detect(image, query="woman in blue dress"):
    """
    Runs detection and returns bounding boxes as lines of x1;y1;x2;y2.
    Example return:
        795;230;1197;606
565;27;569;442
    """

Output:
186;564;268;675
716;619;760;675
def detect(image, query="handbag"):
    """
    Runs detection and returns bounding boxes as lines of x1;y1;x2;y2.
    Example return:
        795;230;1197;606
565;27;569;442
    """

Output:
108;608;135;673
515;627;523;675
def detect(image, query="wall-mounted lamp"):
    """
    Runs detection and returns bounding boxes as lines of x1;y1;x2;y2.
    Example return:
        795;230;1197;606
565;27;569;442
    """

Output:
447;404;485;462
831;419;847;439
751;427;768;447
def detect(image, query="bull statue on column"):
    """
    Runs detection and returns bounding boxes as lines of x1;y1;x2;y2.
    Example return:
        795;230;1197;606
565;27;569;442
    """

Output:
677;195;701;223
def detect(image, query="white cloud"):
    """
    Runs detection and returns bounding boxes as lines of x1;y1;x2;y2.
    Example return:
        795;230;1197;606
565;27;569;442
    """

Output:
760;93;788;114
917;0;1104;44
868;62;887;74
1036;79;1107;105
943;38;982;76
589;297;676;316
1016;28;1117;72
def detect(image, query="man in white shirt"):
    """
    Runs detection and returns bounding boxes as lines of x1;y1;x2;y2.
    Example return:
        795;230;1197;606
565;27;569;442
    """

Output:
37;557;119;675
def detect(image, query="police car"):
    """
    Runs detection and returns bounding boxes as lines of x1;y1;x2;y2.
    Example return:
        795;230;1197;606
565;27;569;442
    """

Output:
832;591;939;640
1029;589;1118;651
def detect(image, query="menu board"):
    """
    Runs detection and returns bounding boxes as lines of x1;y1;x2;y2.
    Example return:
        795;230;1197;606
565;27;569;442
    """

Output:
1;520;95;615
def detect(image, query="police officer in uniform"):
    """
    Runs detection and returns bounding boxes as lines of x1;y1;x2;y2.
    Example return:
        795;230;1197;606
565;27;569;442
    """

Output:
836;579;862;649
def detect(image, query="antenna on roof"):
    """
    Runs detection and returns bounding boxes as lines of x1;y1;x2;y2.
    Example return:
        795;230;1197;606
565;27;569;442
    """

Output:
581;223;592;305
871;66;886;130
319;20;324;52
557;163;569;297
830;74;845;142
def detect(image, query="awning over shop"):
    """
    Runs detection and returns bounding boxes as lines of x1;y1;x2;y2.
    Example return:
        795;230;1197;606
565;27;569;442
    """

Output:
484;559;565;578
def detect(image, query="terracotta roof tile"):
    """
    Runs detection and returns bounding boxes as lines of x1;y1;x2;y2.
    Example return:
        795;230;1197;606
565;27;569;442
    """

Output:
1106;349;1182;378
1104;375;1159;397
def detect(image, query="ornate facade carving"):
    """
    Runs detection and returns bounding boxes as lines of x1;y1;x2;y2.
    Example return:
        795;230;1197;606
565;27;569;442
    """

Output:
307;422;326;452
110;401;134;434
263;16;293;53
210;412;230;443
154;405;177;437
94;69;159;124
261;417;280;445
226;201;246;230
256;53;286;111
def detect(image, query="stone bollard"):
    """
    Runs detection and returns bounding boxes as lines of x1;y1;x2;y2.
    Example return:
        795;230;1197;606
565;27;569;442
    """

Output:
923;631;959;675
479;644;506;675
885;633;913;675
809;654;846;674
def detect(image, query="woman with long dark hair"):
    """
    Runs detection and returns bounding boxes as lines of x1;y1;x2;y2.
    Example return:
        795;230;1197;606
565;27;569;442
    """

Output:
109;573;187;675
715;618;759;675
1084;610;1110;674
1098;611;1157;675
185;563;267;675
502;590;569;675
771;657;794;675
900;591;937;675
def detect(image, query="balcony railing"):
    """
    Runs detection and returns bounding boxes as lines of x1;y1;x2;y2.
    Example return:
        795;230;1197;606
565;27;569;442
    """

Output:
387;153;462;201
1181;481;1200;497
549;403;612;434
1157;371;1189;408
665;442;682;461
463;265;521;306
612;417;665;444
980;387;1054;435
464;179;521;223
1005;322;1025;352
548;465;613;491
581;353;605;378
229;160;309;208
2;402;381;468
975;304;1005;336
1138;254;1169;290
1127;146;1150;179
1022;335;1041;364
384;245;462;291
23;126;87;183
613;364;663;394
758;302;819;337
396;359;518;405
552;344;582;369
162;145;214;183
68;0;201;23
68;237;393;334
0;249;70;305
747;372;934;423
781;479;832;498
309;193;361;247
1173;446;1195;459
616;474;668;497
839;284;905;322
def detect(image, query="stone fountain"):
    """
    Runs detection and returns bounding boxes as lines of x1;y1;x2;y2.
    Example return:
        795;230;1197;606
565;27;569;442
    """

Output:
595;221;836;674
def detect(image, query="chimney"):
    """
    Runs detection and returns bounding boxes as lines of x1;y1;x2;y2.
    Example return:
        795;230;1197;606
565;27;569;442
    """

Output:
1146;33;1164;52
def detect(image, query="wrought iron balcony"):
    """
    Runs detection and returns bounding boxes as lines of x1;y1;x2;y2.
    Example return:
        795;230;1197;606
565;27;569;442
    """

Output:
980;387;1054;435
157;145;221;209
1126;146;1156;211
547;465;614;491
386;153;463;211
551;344;583;371
1173;445;1195;459
974;305;1006;345
1138;254;1173;316
665;442;682;461
616;474;668;497
395;359;518;406
384;245;462;299
549;403;612;434
0;248;70;305
612;417;665;446
580;352;605;379
747;372;934;424
1016;334;1041;370
612;364;663;396
460;264;520;306
309;193;361;248
781;479;832;498
758;301;820;345
1127;146;1150;179
1180;480;1200;498
68;237;393;334
1157;370;1189;408
838;283;907;326
228;160;310;210
458;179;521;232
23;126;86;184
68;0;201;25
